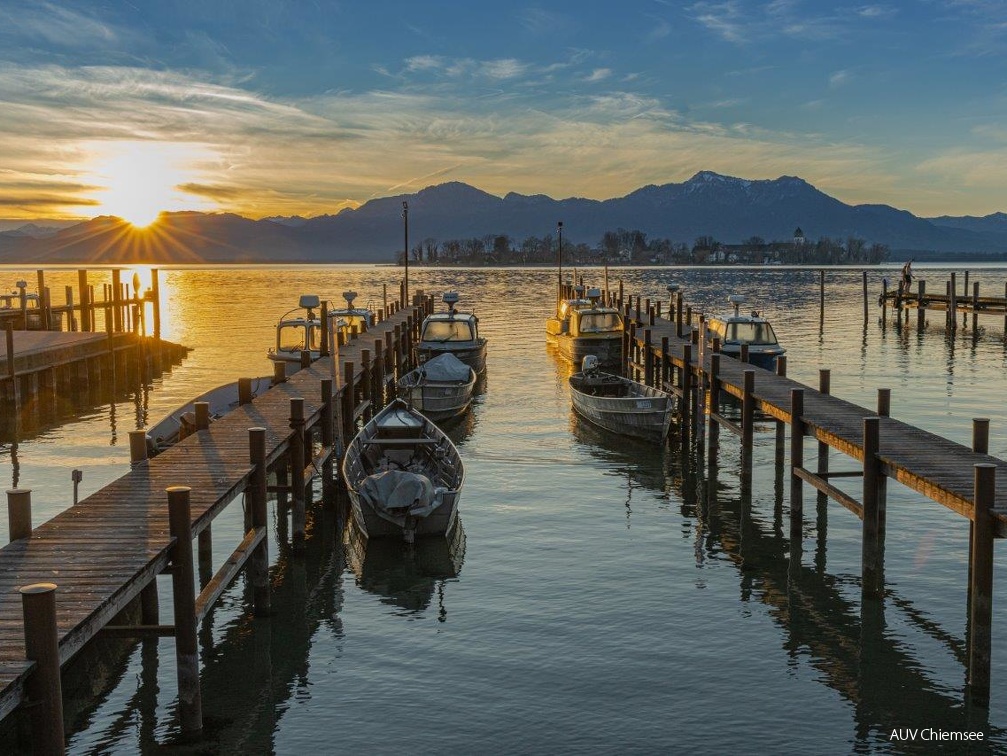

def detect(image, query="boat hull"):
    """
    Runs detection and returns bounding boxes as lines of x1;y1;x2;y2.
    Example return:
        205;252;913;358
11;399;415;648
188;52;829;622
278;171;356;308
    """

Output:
569;373;673;443
342;399;465;541
549;333;623;370
416;341;487;375
398;372;476;422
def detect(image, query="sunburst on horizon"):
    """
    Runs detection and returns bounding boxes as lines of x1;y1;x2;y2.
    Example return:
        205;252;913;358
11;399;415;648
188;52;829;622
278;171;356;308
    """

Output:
82;141;216;228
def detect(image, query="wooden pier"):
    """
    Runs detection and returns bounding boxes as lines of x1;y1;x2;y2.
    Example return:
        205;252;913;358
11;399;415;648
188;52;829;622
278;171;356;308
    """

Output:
589;282;1007;707
0;291;431;749
879;271;1007;333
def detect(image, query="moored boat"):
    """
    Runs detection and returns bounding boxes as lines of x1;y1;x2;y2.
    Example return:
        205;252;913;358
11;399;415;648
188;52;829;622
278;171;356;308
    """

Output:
267;294;353;371
329;290;375;339
546;286;624;369
342;398;465;542
145;375;273;456
397;352;477;422
706;295;785;371
416;292;487;374
569;356;673;442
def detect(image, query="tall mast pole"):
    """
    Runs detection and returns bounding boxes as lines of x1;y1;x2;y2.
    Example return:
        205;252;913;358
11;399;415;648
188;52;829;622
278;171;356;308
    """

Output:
557;221;564;305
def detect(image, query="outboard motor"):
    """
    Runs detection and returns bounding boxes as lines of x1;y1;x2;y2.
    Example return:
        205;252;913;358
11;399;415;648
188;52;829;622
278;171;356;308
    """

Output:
581;354;600;374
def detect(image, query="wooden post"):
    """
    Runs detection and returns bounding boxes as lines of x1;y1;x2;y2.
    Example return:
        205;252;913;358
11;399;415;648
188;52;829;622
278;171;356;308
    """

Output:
248;427;270;616
194;401;210;431
707;354;721;463
775;357;787;461
881;278;888;323
198;525;212;587
950;273;958;331
300;349;311;370
319;301;330;358
680;344;692;442
140;580;159;625
862;271;868;323
167;486;202;736
36;270;50;331
128;429;148;465
741;370;755;490
790;389;805;549
972;281;980;333
817;370;831;503
5;322;15;399
272;360;286;385
344;362;355;440
321;378;335;505
7;488;32;542
78;270;90;332
150;269;161;341
967;418;990;627
111;269;122;333
967;463;996;707
644;329;653;387
65;285;75;331
238;378;253;405
861;417;884;599
660;336;669;390
19;582;64;754
739;343;749;364
676;293;684;338
877;388;891;417
963;270;969;329
289;398;306;549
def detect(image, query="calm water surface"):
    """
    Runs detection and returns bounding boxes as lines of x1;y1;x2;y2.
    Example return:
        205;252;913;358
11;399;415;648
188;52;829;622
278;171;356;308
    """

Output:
2;264;1007;754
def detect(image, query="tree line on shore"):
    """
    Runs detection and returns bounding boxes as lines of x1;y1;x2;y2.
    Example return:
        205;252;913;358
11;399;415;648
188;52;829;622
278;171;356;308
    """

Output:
397;228;890;266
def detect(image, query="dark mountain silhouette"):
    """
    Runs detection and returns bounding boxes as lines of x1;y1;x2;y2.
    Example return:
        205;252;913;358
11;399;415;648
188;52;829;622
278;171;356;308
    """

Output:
0;172;1003;264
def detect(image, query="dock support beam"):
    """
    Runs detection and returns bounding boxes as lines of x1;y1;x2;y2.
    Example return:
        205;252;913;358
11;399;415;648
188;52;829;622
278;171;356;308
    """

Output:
167;486;202;738
741;369;755;491
248;428;270;616
789;389;805;555
861;418;885;599
289;398;306;550
20;582;64;755
967;463;996;707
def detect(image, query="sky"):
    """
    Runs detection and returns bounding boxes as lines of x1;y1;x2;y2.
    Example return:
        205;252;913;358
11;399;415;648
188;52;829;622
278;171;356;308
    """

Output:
1;0;1006;225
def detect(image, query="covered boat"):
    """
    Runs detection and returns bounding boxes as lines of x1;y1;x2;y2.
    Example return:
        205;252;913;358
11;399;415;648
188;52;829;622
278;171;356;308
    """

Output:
546;287;624;369
569;356;673;443
397;352;477;422
145;375;273;456
416;292;487;374
706;295;785;371
342;398;465;542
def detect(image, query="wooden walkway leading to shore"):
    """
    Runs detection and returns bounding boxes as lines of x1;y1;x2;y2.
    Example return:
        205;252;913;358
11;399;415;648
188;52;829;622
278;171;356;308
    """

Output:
0;299;424;725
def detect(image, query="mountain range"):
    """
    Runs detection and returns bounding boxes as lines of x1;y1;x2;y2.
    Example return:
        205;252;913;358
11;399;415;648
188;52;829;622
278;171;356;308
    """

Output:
2;171;1006;264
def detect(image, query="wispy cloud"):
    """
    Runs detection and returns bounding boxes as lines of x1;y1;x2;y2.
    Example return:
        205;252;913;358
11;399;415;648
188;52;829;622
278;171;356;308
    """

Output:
0;2;120;49
829;70;851;88
585;68;612;82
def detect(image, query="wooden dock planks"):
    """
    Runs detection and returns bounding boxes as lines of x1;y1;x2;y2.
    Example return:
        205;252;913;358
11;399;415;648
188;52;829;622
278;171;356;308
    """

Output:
0;302;421;722
639;315;1007;532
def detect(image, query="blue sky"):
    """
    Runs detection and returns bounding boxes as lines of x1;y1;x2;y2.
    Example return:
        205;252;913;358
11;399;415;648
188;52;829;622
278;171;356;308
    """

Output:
1;0;1005;222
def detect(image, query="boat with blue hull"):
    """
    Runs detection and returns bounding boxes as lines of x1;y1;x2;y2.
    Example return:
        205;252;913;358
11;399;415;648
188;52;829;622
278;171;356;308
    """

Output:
706;295;785;371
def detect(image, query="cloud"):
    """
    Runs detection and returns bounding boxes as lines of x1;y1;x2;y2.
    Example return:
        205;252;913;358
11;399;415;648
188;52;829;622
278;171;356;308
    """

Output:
0;2;119;49
829;70;850;88
689;2;748;43
585;68;612;82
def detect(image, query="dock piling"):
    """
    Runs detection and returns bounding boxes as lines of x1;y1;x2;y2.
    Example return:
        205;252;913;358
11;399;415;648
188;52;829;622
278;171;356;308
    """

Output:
129;430;148;465
789;389;805;551
289;398;306;550
248;428;270;616
861;417;885;599
741;370;755;490
967;463;996;707
167;486;203;737
7;488;32;542
20;582;64;755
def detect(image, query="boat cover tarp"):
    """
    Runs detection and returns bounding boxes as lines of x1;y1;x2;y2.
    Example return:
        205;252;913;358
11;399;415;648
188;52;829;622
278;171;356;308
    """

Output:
419;353;471;382
359;470;442;518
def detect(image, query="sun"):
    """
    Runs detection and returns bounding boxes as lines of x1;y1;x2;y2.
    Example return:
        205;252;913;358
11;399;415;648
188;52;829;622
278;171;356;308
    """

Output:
89;141;213;227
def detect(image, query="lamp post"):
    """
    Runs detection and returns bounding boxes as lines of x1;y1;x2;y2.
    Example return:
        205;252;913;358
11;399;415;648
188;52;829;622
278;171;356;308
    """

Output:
402;201;409;306
557;221;564;305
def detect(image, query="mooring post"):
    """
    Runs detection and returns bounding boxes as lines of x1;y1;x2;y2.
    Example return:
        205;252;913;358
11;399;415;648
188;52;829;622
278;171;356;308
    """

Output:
881;278;888;323
128;429;148;465
319;301;330;358
917;280;926;330
966;418;990;637
676;294;684;338
300;349;311;370
789;389;805;550
7;488;32;542
774;356;787;462
707;354;721;464
140;579;159;625
680;344;692;443
972;281;980;333
248;427;270;616
740;343;749;364
167;486;202;737
950;273;958;332
967;463;996;707
78;269;90;332
238;378;253;405
877;388;891;417
6;322;17;409
289;397;306;550
741;370;755;491
818;370;831;505
627;323;637;381
320;378;335;506
963;271;970;329
272;360;286;385
861;417;884;599
20;582;64;754
660;336;669;390
644;329;653;387
862;271;868;324
193;401;210;432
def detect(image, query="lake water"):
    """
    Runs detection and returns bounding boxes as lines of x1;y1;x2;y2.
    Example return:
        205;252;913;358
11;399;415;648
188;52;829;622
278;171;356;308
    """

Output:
2;264;1006;754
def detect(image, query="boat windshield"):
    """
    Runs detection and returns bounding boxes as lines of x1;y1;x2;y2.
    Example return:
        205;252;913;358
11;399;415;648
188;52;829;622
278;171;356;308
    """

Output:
422;320;474;342
278;323;319;352
578;312;622;333
728;322;778;345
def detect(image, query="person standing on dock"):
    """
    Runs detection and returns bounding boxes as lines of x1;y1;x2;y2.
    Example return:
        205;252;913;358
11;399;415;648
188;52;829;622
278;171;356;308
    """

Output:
900;259;913;296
